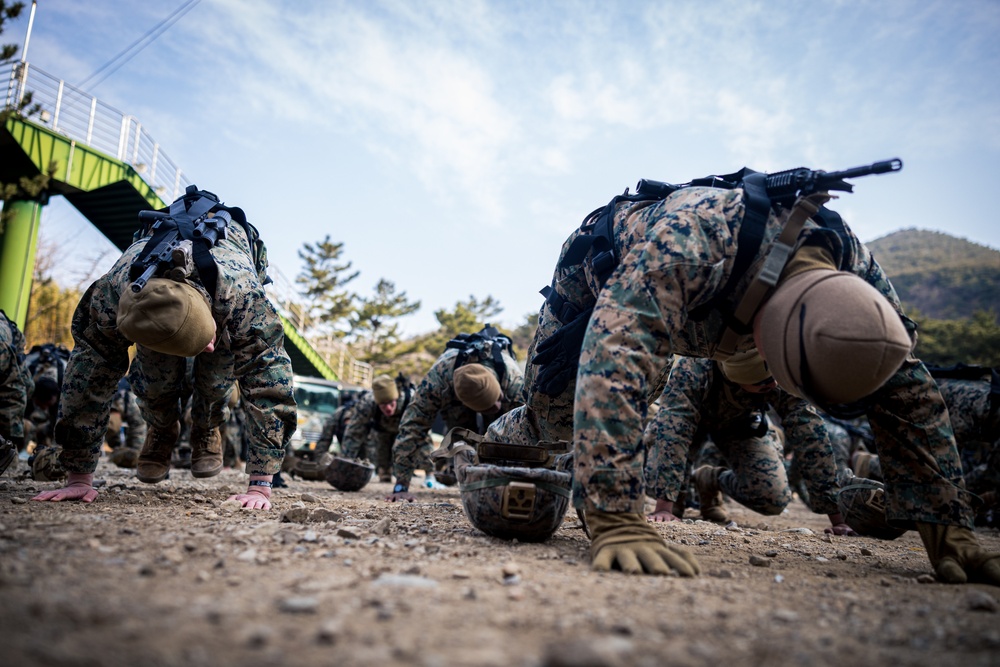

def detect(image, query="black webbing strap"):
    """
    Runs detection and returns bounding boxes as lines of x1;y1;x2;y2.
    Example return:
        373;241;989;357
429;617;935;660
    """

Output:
714;192;831;357
132;194;222;299
447;325;510;386
688;171;770;323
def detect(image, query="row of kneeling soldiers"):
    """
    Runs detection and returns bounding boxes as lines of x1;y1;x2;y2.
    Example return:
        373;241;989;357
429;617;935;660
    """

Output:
4;180;997;584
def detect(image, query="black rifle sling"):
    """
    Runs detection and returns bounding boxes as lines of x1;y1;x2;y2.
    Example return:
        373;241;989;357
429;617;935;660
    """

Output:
446;325;510;386
687;171;769;324
132;194;222;299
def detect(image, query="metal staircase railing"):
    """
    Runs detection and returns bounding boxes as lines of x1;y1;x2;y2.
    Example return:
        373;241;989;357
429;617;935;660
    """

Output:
6;61;190;201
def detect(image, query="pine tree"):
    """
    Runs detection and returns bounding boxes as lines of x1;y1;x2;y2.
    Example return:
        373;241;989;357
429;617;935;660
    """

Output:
295;235;360;337
350;278;420;364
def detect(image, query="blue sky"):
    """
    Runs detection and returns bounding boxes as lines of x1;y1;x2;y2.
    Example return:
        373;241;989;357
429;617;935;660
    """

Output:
7;0;1000;336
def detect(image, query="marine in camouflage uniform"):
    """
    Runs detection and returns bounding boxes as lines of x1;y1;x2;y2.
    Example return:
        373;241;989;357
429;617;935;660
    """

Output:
317;392;366;454
0;311;32;473
105;377;148;468
853;371;999;522
490;184;996;582
391;343;524;492
33;190;297;509
340;378;411;477
644;356;850;532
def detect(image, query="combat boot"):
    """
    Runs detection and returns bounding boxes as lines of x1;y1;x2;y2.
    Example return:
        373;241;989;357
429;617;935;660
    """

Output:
693;465;730;523
109;447;139;469
190;426;223;479
137;422;181;484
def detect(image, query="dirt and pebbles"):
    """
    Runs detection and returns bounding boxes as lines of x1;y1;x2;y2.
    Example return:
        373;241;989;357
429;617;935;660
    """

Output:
1;459;998;667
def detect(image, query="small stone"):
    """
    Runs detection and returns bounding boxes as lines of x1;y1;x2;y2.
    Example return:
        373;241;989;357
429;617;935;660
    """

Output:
220;499;242;512
236;548;258;562
281;508;311;524
773;609;799;623
337;527;361;540
815;556;829;563
712;569;734;579
452;570;471;580
774;574;784;583
764;550;779;558
371;517;391;535
502;561;520;577
915;574;937;584
278;596;319;614
966;591;999;612
780;528;814;535
10;497;26;505
310;508;343;523
749;555;770;567
860;547;874;556
371;574;438;589
317;619;341;644
300;493;320;503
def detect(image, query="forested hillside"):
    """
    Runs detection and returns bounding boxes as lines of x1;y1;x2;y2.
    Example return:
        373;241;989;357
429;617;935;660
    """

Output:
867;229;1000;322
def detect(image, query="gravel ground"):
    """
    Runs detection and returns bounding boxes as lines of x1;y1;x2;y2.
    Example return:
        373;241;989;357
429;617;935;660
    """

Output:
2;458;999;667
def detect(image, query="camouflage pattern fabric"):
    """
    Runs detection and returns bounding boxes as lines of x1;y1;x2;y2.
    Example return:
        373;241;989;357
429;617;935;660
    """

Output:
854;376;999;501
393;345;524;487
490;186;970;530
106;381;148;450
30;445;66;481
23;402;56;450
54;222;297;477
340;391;401;471
645;356;841;516
0;311;32;444
459;463;572;542
317;396;365;452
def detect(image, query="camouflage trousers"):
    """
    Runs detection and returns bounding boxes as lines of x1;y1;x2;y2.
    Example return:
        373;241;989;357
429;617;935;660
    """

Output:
128;348;235;433
869;359;974;527
653;432;791;516
710;430;792;516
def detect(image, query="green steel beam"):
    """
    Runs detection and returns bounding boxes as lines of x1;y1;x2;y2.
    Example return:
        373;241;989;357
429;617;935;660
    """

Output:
280;315;339;380
0;199;42;328
3;116;162;206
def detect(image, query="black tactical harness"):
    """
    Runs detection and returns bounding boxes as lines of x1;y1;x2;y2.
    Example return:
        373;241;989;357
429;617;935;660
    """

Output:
131;187;270;301
446;324;515;387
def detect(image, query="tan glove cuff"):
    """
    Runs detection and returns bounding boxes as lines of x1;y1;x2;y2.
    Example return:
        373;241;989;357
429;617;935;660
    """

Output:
587;510;666;554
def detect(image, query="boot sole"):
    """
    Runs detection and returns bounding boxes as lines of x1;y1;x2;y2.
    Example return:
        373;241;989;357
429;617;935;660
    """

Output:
136;472;168;484
191;465;223;479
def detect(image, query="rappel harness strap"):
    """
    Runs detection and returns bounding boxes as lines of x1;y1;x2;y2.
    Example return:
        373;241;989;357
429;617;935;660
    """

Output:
714;191;832;357
131;194;222;299
445;325;513;386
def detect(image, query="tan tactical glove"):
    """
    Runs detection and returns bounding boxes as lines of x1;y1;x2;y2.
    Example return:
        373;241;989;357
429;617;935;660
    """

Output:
587;510;701;576
916;522;1000;585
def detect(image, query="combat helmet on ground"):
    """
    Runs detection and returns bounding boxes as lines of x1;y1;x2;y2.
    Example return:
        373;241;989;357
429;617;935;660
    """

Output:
294;451;333;481
836;478;910;540
323;456;375;492
435;428;572;543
